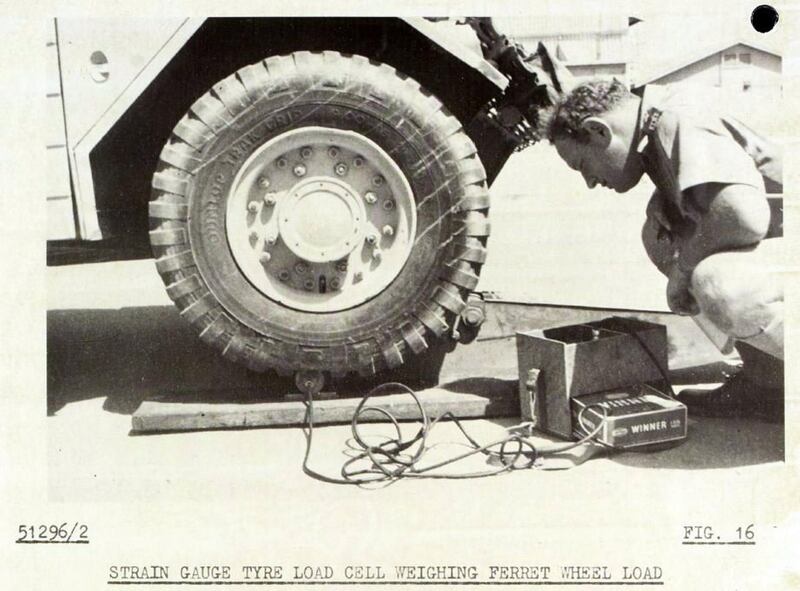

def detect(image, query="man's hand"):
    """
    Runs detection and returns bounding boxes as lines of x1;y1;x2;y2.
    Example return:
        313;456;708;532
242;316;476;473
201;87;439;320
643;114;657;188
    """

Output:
646;192;672;240
667;265;699;316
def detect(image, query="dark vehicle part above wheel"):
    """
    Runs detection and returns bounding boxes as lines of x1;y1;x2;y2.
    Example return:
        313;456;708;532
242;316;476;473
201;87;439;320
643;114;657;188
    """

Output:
149;51;491;379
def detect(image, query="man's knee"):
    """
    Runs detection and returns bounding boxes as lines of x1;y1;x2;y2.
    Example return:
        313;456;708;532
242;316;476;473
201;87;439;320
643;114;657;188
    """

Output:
690;256;780;338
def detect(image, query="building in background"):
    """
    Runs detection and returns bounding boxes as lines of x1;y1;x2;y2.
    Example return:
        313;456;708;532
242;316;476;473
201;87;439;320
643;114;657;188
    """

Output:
498;13;630;80
628;19;782;133
498;10;782;134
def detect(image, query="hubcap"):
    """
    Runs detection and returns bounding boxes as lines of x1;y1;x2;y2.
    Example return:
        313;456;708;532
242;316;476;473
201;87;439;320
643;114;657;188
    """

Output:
278;178;365;264
225;127;416;313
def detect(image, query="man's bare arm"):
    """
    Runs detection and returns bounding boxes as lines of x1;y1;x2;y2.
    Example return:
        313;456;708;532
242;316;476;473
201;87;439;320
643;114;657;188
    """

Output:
676;183;771;273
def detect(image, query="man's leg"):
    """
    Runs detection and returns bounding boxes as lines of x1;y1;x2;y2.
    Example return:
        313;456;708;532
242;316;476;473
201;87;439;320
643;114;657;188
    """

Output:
680;238;784;419
642;220;735;351
689;238;784;360
735;341;783;389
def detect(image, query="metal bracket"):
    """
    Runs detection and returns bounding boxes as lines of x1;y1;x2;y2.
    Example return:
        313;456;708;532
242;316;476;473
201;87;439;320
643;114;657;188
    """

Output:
520;367;541;428
294;370;325;397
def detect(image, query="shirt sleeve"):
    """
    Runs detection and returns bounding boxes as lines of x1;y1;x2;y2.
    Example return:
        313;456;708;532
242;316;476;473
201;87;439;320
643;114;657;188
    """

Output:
673;115;765;194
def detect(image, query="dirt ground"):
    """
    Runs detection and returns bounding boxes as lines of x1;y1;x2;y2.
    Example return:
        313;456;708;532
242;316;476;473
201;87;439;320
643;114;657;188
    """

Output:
46;258;783;504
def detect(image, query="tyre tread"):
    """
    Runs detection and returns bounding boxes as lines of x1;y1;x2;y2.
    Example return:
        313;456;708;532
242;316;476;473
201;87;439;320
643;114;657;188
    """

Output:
149;50;491;377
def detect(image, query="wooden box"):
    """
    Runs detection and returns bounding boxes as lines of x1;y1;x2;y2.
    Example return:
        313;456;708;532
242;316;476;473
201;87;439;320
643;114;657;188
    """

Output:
516;316;669;439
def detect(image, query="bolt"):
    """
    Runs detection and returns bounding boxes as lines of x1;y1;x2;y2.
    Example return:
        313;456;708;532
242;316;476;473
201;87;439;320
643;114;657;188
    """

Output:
266;235;277;246
258;176;270;189
259;252;272;264
382;225;394;237
278;269;290;282
353;156;364;168
334;162;348;176
382;199;395;211
303;278;315;291
276;157;288;169
365;233;377;245
336;261;348;272
353;271;363;282
463;306;485;327
372;175;385;187
364;191;377;204
328;146;339;158
372;249;382;261
293;163;307;177
295;261;309;274
249;231;259;241
300;146;313;159
330;277;341;290
248;201;260;214
264;194;277;207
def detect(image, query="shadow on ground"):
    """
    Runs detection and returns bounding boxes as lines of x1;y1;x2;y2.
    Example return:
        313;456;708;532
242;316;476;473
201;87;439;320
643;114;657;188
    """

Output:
47;306;448;416
48;307;783;469
436;378;783;470
47;307;277;416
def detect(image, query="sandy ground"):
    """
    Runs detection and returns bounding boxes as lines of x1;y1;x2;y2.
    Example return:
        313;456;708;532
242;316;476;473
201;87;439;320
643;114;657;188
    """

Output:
46;258;783;505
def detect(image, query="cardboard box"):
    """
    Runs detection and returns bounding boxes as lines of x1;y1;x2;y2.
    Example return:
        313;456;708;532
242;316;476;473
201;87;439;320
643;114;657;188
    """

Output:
571;385;687;448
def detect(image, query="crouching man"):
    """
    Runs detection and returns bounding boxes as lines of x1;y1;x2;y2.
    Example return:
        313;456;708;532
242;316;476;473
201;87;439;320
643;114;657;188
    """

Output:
545;79;784;420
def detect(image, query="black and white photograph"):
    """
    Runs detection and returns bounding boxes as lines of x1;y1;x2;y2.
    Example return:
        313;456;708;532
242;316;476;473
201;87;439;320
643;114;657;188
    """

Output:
1;0;798;589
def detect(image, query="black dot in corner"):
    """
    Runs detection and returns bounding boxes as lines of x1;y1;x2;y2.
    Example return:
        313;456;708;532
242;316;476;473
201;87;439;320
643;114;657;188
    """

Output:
751;4;779;33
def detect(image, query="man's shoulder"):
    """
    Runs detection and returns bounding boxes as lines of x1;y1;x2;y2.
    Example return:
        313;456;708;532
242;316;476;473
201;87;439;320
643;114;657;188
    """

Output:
642;84;765;194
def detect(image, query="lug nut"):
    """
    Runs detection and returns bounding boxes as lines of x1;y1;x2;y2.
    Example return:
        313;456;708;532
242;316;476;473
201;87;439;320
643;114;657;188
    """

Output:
372;175;385;187
328;146;339;158
300;146;313;159
372;249;383;261
382;199;395;211
330;277;341;290
334;162;348;176
353;156;364;168
259;252;272;264
364;191;377;204
365;233;377;245
295;261;309;274
276;157;288;169
353;271;363;282
266;235;277;246
258;176;270;189
293;163;307;177
278;270;290;282
336;261;348;272
382;225;394;237
264;194;277;206
248;201;260;214
303;278;315;291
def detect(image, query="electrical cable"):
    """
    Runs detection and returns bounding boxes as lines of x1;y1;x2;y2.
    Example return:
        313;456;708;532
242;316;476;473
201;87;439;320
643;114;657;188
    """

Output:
629;330;678;399
301;325;681;484
301;382;605;485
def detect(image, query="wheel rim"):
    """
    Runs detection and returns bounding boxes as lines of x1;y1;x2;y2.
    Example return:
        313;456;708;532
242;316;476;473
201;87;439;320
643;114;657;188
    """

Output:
226;127;417;313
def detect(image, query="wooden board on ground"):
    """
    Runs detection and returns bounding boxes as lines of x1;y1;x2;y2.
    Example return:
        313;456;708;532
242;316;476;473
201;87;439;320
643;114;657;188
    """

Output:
131;379;518;434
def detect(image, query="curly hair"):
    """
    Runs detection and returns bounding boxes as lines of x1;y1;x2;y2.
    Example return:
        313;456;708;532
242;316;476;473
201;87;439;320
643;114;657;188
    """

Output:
544;78;633;143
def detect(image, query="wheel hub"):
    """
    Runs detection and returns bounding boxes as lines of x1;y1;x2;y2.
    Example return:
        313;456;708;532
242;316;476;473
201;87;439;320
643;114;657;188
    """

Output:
225;127;416;313
278;178;365;264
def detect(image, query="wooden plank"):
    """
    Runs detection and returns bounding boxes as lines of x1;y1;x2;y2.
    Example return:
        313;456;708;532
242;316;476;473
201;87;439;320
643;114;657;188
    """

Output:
131;382;517;434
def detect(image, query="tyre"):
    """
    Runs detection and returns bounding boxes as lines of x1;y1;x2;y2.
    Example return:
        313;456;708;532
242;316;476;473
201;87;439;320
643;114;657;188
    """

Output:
149;51;490;379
